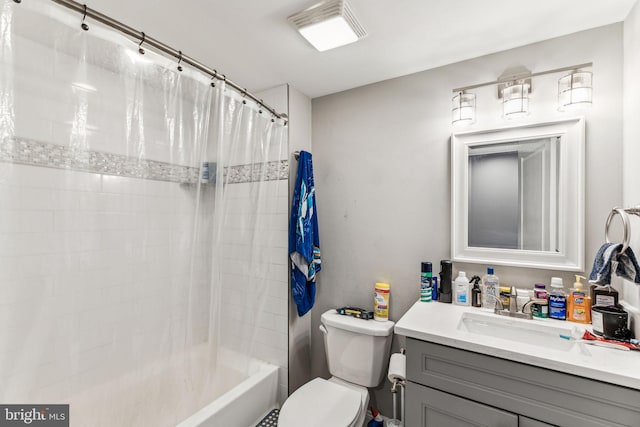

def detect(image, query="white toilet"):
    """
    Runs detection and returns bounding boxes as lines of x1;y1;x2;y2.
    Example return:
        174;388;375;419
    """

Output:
278;309;395;427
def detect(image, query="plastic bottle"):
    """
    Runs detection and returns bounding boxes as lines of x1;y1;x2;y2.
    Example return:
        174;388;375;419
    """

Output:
499;286;511;308
531;300;549;318
420;262;432;303
367;407;384;427
516;288;532;312
201;162;210;183
454;272;470;306
469;275;482;307
374;282;390;321
567;275;591;324
533;283;548;300
481;267;499;309
432;277;438;301
472;282;482;307
549;277;567;320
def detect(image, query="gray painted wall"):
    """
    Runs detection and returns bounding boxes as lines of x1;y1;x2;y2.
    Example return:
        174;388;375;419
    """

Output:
310;24;623;415
622;2;640;336
286;85;314;395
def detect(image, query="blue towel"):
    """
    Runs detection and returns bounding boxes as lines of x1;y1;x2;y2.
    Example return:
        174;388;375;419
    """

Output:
289;151;321;316
589;243;640;285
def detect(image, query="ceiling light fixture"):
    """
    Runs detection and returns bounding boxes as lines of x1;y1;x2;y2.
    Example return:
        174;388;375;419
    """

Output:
558;70;592;111
451;91;476;126
288;0;366;52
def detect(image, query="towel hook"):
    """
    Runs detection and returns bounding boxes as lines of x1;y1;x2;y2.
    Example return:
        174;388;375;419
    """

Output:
605;207;630;254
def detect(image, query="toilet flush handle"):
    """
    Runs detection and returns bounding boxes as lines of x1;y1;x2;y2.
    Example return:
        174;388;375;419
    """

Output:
319;324;328;335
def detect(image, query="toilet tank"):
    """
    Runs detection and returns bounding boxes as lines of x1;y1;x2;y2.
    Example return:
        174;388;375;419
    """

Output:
320;309;394;388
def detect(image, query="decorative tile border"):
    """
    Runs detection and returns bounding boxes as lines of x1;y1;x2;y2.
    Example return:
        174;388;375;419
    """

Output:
224;159;289;184
0;137;288;184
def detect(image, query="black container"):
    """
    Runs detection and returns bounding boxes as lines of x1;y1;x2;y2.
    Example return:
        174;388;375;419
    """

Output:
439;260;453;303
591;305;631;340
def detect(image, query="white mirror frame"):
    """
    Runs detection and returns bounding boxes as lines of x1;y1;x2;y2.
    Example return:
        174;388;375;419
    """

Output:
451;118;585;271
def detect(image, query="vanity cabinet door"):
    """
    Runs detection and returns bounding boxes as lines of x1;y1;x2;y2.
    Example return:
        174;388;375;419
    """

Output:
519;416;556;427
406;381;518;427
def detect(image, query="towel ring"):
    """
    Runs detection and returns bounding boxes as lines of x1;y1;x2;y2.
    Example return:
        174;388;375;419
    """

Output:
605;207;630;254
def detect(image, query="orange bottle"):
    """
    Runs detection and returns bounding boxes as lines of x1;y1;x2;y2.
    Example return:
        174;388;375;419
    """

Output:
567;275;591;324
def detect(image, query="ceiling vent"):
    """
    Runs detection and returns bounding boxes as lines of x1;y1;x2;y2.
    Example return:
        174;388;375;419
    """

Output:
288;0;367;52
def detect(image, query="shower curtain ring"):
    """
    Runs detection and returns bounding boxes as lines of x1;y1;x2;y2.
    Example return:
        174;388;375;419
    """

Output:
13;0;22;4
138;32;146;55
241;88;247;104
177;51;183;72
211;70;217;87
81;4;89;31
259;99;263;114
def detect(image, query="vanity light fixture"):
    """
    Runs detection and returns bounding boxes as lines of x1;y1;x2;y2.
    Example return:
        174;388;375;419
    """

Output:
501;81;530;119
497;68;532;119
451;63;592;124
288;0;366;52
558;70;592;111
451;91;476;126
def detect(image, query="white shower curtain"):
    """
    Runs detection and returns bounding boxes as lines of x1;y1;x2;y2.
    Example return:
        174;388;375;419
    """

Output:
0;1;287;425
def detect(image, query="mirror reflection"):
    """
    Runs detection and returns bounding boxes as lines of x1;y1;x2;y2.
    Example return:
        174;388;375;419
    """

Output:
468;137;560;252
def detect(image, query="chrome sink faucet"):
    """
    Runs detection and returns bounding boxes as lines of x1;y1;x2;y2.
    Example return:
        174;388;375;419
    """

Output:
484;293;504;312
508;286;518;313
486;287;533;320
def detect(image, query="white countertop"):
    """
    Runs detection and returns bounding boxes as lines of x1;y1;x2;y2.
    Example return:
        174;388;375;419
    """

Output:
394;300;640;390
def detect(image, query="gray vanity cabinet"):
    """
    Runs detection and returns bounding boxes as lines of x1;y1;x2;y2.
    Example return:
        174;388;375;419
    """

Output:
405;338;640;427
406;382;518;426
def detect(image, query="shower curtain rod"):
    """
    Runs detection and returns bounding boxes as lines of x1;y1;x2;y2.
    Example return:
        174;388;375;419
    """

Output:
42;0;288;124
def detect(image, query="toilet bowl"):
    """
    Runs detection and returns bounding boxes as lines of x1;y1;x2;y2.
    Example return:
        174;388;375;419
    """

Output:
278;377;368;427
278;309;394;427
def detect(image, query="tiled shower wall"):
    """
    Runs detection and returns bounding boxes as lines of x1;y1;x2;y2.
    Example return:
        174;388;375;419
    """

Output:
0;164;289;404
220;179;289;403
1;24;289;410
0;164;204;401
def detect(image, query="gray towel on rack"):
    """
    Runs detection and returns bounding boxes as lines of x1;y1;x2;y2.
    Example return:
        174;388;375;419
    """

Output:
589;243;640;285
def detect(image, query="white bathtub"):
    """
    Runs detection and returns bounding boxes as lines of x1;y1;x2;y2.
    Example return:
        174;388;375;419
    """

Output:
60;345;280;427
177;359;279;427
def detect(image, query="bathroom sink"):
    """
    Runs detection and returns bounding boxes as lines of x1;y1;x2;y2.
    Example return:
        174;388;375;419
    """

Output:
456;311;576;352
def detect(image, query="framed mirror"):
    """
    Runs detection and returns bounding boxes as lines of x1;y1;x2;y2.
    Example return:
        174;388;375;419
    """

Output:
451;118;585;271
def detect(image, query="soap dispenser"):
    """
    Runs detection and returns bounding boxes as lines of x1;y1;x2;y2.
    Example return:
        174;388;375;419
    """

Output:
567;275;591;324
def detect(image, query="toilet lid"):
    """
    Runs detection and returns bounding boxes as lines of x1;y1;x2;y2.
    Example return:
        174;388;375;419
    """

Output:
278;378;361;427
